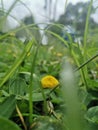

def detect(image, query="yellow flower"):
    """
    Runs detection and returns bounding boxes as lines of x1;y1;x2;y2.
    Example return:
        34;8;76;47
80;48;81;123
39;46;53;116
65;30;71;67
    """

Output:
41;75;59;89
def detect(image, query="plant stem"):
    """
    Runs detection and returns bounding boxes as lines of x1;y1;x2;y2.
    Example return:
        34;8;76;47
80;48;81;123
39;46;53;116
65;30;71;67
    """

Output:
74;53;98;72
83;0;93;76
39;82;48;114
29;46;39;125
16;105;27;130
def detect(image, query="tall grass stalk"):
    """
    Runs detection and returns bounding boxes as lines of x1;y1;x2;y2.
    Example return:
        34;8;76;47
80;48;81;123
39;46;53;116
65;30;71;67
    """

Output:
83;0;93;78
60;59;83;130
29;45;39;125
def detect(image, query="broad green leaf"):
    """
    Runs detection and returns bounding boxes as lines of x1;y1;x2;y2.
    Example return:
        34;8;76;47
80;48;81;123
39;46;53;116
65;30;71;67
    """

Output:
0;117;21;130
0;95;16;118
9;78;28;96
25;92;44;102
24;90;50;102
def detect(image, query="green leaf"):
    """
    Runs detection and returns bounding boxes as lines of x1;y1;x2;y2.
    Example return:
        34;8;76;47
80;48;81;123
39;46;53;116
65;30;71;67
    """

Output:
24;90;50;102
9;78;28;96
88;79;98;91
86;106;98;124
0;117;21;130
25;92;44;102
0;95;16;118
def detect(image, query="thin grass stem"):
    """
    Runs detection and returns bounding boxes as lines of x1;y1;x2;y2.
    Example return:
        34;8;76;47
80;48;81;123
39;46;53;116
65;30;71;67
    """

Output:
83;0;93;76
29;45;39;125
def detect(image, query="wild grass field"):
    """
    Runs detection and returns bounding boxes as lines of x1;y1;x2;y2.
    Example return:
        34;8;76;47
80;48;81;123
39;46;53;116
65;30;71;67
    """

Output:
0;0;98;130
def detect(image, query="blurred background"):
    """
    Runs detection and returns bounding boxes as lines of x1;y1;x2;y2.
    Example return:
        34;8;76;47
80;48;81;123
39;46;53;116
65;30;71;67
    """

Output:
0;0;98;43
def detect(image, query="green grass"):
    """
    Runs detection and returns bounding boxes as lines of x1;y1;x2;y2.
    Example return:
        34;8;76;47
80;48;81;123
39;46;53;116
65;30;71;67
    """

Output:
0;0;98;130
